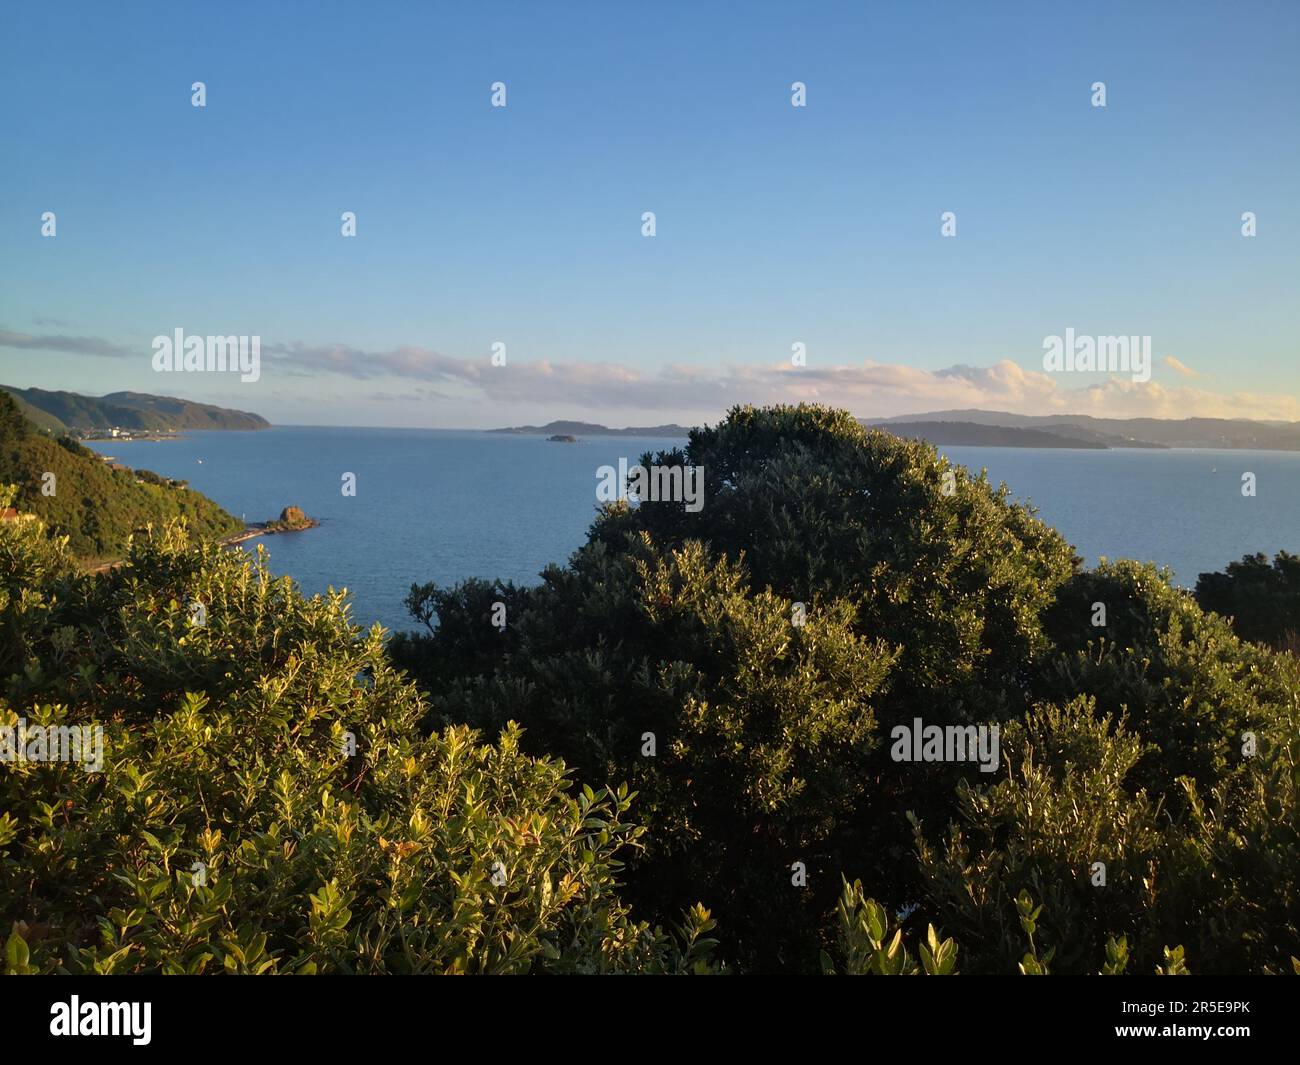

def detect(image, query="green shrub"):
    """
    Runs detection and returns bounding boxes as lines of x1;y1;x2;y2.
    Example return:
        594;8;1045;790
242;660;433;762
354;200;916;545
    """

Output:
911;695;1299;974
819;880;1196;976
1042;560;1296;809
0;505;714;974
820;879;959;975
403;535;895;970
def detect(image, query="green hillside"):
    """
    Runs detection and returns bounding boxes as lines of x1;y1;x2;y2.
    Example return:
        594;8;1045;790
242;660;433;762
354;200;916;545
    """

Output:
1;385;270;432
0;391;241;561
5;392;67;433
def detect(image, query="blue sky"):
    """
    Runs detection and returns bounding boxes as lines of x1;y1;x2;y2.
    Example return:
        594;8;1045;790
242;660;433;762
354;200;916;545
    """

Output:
2;0;1298;428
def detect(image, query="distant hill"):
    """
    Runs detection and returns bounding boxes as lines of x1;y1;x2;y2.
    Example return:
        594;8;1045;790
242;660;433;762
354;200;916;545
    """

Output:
877;421;1108;449
493;412;1300;449
2;385;271;432
0;391;242;561
6;391;68;433
868;410;1300;450
489;420;689;437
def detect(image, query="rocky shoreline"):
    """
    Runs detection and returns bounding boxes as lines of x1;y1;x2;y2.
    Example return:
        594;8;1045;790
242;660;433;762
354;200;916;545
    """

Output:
222;506;319;545
85;507;318;573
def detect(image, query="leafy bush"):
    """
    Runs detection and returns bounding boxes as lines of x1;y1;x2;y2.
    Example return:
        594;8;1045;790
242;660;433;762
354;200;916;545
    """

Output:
400;535;895;969
1041;561;1289;799
0;503;714;974
818;881;1193;976
911;695;1298;974
820;879;959;975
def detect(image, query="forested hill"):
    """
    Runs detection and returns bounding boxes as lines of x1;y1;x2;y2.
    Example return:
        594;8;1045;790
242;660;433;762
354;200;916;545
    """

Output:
0;391;241;561
1;385;270;432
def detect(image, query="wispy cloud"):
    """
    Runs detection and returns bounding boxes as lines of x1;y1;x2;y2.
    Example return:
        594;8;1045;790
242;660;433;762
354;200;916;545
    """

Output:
0;329;133;359
262;342;1299;422
260;342;481;384
5;327;1296;422
1161;355;1204;379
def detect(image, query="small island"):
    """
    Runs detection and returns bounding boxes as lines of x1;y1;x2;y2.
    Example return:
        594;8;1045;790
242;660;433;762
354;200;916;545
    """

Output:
224;506;319;545
262;505;318;532
547;434;579;443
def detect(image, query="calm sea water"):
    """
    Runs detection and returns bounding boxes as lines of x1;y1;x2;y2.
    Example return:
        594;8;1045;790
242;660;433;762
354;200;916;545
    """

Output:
86;429;1300;633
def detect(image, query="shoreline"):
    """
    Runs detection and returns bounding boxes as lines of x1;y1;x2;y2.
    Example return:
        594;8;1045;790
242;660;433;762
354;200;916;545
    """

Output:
221;518;320;547
83;518;319;575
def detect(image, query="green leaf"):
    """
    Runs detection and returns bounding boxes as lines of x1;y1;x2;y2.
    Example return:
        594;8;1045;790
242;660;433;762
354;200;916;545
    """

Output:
6;931;30;973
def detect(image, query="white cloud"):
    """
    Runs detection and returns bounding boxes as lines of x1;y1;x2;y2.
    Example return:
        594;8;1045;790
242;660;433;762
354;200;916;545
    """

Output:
261;343;1300;422
5;327;1297;423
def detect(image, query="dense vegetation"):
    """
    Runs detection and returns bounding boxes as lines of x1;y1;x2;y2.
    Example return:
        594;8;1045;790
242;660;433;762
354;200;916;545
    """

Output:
0;498;718;973
1196;551;1300;654
3;392;67;434
3;403;1297;975
392;405;1300;974
0;392;240;560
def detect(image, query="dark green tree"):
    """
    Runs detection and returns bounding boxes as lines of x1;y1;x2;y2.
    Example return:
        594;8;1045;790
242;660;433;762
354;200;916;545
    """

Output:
393;404;1084;968
1195;551;1300;653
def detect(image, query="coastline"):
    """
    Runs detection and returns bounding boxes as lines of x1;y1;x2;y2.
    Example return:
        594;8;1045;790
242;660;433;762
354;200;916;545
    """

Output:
221;517;321;547
83;517;319;575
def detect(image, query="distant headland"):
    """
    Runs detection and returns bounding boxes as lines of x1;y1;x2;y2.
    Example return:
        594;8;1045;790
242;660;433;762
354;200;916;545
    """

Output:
491;420;690;437
490;411;1300;451
1;385;270;435
865;410;1300;451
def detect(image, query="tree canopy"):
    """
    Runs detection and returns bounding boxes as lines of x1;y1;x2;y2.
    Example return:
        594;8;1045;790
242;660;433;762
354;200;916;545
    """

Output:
393;404;1300;973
